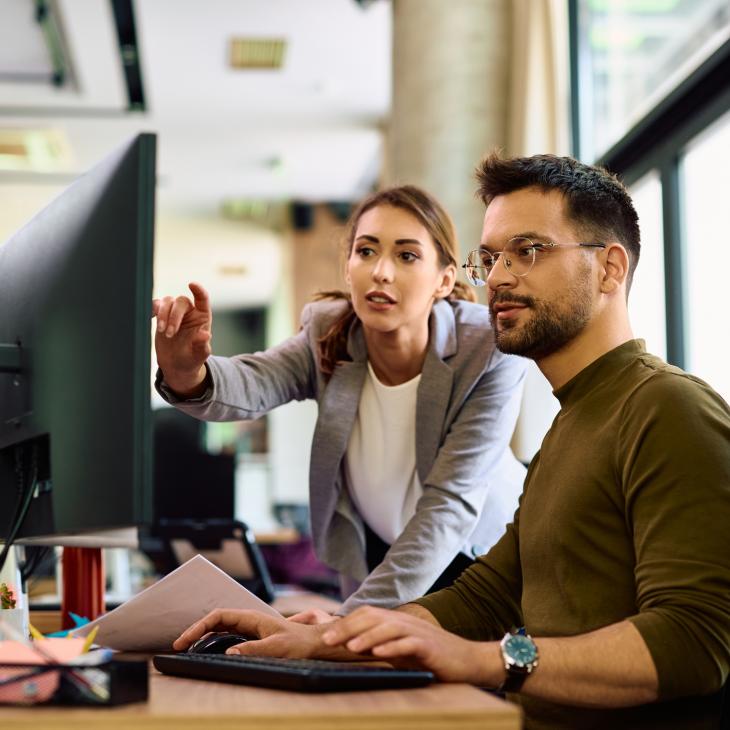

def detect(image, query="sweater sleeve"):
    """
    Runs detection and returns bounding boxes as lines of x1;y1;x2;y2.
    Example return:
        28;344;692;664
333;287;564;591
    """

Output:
621;372;730;699
155;303;319;421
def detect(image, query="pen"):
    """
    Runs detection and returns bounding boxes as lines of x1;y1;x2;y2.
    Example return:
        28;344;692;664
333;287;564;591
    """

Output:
28;622;45;641
81;626;99;654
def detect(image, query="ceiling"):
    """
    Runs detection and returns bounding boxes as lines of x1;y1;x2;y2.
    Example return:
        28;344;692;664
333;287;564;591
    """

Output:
0;0;391;308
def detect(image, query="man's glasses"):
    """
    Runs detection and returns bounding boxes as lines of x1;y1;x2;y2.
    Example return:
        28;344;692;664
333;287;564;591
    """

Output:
462;237;607;286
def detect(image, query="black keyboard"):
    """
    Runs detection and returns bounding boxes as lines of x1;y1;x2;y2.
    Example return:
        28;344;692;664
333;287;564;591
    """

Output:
153;653;434;692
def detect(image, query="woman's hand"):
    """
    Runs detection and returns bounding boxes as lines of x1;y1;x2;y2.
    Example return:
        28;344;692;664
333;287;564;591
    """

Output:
321;606;496;684
152;282;212;396
287;608;339;626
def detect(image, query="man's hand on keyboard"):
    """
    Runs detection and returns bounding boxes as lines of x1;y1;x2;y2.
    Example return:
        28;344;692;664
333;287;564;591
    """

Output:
173;609;359;662
320;606;496;685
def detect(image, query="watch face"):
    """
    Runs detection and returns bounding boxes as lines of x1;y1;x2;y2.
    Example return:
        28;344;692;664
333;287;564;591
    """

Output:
504;634;537;667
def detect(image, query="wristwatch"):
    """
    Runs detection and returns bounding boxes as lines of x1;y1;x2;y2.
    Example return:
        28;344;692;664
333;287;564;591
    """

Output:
498;630;539;693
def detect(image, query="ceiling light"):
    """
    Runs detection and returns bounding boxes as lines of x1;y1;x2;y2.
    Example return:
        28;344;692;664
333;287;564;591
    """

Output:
0;129;71;172
217;264;249;277
229;38;286;70
221;199;288;231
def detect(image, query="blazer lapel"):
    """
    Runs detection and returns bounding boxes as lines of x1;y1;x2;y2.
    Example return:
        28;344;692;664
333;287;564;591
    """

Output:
416;300;457;481
309;301;457;548
309;319;368;552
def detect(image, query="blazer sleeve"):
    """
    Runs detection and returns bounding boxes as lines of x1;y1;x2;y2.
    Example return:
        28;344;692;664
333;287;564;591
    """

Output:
413;498;526;640
155;304;319;421
340;350;526;612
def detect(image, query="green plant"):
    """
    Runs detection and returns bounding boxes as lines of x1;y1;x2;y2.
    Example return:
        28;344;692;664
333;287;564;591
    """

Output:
0;582;17;609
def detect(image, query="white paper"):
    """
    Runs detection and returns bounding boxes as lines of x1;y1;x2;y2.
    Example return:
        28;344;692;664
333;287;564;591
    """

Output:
70;554;280;651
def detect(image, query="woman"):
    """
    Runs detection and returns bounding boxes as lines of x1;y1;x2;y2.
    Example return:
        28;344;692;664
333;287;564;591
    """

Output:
153;185;526;614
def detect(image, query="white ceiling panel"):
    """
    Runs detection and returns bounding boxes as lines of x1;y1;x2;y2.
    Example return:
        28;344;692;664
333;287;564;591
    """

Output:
0;0;392;308
0;0;127;110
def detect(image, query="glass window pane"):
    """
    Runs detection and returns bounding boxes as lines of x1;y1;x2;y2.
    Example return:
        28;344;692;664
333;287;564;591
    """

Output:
577;0;730;160
628;171;666;359
682;108;730;403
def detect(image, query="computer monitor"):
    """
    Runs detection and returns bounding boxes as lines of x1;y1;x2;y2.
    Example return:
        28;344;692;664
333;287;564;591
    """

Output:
0;133;156;543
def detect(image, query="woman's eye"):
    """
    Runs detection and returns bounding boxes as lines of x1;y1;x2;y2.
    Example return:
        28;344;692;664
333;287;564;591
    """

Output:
356;246;375;257
400;251;419;262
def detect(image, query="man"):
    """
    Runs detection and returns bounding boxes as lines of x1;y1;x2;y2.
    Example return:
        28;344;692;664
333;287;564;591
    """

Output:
174;154;730;729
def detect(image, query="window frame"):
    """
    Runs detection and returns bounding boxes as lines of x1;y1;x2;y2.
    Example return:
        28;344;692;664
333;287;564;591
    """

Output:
569;0;730;369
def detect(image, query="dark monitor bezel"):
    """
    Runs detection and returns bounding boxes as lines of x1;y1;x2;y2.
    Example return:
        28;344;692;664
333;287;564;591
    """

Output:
0;133;156;540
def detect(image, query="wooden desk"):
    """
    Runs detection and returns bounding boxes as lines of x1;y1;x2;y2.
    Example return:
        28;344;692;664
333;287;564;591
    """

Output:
253;527;300;545
4;663;521;729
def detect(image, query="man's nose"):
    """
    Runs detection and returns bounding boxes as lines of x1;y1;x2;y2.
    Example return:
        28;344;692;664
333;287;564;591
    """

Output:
487;254;516;291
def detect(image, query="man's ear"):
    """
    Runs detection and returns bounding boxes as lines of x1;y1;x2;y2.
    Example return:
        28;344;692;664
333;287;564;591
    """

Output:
600;243;630;295
434;264;457;300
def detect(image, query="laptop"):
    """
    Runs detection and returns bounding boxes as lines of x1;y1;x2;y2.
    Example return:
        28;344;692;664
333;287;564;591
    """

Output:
153;653;435;692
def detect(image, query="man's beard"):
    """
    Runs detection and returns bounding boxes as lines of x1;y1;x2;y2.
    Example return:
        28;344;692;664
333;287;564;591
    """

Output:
489;268;593;361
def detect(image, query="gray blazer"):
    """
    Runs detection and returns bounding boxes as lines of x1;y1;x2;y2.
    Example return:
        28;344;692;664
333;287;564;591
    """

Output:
157;298;526;612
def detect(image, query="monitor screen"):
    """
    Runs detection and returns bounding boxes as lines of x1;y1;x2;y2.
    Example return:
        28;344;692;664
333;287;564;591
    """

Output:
0;133;156;540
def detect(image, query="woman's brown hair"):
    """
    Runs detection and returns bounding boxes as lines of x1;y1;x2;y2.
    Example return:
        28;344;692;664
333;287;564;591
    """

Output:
315;185;475;379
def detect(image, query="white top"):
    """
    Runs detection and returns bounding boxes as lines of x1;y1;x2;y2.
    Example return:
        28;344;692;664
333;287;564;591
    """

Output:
344;361;423;545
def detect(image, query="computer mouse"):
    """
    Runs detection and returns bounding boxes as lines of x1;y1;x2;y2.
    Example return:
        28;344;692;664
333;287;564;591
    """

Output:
186;631;251;655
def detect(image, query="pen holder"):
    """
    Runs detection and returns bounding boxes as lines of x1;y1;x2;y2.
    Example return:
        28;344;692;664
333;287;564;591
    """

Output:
0;658;148;706
0;546;29;640
0;609;27;641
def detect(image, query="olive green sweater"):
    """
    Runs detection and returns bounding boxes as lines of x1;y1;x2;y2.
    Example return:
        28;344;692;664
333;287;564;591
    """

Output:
415;340;730;729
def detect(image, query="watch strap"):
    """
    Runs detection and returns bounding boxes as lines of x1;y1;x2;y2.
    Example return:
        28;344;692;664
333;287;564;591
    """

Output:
497;667;530;693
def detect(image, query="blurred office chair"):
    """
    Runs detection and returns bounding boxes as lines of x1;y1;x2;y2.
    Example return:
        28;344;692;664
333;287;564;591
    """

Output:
141;519;275;604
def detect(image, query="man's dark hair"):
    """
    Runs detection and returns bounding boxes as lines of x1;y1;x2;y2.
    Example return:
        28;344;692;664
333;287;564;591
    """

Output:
476;152;641;291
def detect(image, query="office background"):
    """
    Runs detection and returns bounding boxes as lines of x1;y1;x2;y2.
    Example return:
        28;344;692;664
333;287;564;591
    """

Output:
1;0;728;535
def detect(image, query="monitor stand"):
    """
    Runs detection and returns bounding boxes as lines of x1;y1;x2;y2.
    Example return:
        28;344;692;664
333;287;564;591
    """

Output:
61;547;105;630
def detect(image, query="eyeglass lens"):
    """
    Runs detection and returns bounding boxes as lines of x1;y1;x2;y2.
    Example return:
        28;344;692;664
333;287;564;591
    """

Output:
465;237;536;284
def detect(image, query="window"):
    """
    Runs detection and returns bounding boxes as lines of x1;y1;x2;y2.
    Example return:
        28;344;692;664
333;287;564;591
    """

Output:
573;0;730;160
628;171;666;359
571;0;730;386
682;109;730;402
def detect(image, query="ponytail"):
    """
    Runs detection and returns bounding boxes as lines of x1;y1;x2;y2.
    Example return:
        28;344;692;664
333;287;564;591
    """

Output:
448;280;477;303
314;285;473;382
313;291;357;381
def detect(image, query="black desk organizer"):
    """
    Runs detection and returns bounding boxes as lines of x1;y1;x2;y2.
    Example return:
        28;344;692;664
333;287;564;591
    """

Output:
0;657;148;706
